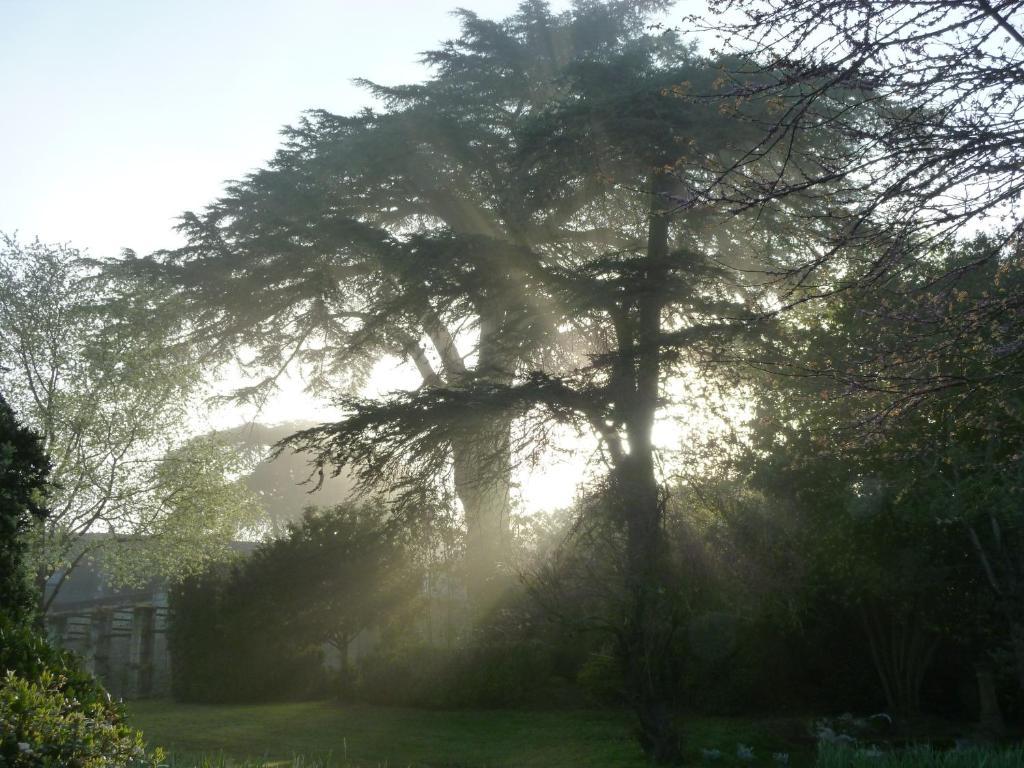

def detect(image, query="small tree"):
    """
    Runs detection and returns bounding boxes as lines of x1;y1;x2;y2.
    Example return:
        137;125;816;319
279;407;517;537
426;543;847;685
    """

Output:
0;236;262;610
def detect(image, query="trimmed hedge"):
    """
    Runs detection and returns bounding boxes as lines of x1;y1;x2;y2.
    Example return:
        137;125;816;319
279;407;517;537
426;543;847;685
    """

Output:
169;562;325;703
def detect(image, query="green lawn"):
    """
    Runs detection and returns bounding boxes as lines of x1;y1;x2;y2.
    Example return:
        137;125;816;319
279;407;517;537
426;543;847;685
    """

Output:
128;700;815;767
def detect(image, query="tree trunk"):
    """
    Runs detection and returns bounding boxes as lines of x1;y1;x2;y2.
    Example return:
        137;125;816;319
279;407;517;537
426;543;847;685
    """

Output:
614;454;680;764
859;603;937;722
975;661;1006;740
451;417;513;615
610;171;682;765
451;304;517;619
1006;616;1024;694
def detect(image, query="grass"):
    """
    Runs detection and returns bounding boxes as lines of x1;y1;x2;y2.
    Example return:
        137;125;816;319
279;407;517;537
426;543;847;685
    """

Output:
816;743;1024;767
128;699;817;767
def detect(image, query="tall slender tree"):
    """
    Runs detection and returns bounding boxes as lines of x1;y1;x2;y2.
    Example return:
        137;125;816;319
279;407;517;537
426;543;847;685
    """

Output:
284;37;822;762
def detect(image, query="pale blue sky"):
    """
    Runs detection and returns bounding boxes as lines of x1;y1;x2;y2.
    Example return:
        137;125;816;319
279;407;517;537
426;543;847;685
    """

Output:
0;0;605;256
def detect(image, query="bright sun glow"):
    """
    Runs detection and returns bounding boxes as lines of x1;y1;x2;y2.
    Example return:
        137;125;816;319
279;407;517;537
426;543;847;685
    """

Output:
194;357;749;516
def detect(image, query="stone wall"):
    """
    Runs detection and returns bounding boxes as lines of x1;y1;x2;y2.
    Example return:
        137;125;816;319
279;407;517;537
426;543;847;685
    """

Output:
47;598;171;699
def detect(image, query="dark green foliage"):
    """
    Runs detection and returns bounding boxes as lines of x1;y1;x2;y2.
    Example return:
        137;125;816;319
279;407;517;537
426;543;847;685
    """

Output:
688;237;1024;723
576;651;624;705
168;561;325;703
680;606;882;716
169;503;418;703
0;393;49;625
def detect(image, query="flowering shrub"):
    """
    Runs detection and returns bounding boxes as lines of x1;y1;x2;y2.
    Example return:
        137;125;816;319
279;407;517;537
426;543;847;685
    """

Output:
813;712;895;749
0;670;164;767
0;617;109;710
736;743;755;761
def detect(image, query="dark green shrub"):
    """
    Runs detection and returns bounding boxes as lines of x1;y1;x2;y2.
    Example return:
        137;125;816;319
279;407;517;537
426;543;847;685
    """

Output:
0;669;163;767
0;617;163;767
680;605;882;716
445;642;559;707
170;503;418;703
169;563;325;703
0;616;155;768
0;393;49;626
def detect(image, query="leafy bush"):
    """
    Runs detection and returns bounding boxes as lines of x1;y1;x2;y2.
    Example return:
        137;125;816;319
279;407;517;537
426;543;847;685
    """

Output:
0;616;161;767
0;669;163;767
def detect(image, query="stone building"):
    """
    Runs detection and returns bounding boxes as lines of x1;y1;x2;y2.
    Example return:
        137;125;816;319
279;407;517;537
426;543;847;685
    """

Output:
44;562;172;700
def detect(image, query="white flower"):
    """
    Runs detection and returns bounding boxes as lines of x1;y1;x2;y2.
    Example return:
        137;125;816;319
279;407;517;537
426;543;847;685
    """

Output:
701;747;722;760
17;742;32;754
737;743;755;761
773;752;790;764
